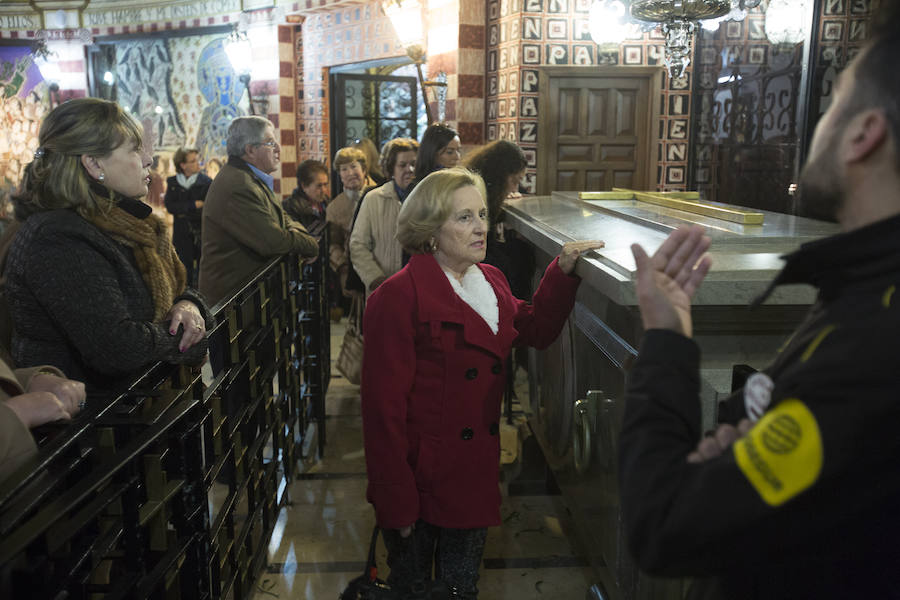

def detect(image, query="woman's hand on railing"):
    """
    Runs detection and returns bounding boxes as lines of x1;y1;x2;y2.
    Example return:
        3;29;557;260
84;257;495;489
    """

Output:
558;240;605;275
5;392;78;428
28;373;86;415
166;300;207;352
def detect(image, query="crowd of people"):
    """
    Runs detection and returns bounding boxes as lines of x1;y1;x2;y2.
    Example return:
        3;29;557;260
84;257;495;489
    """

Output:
2;8;900;597
0;102;585;597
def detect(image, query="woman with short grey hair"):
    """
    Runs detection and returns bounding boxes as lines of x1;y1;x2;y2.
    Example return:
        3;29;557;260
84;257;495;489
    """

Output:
361;167;603;598
348;137;418;293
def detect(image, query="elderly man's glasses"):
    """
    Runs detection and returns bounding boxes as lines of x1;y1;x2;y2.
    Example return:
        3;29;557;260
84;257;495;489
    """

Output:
257;140;278;148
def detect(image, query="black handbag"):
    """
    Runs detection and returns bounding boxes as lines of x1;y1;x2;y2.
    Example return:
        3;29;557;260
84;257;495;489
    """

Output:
340;526;451;600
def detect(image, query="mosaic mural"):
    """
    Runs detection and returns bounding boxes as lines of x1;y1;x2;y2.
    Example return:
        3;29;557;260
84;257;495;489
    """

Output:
0;45;47;213
194;36;247;162
115;34;242;161
116;39;187;149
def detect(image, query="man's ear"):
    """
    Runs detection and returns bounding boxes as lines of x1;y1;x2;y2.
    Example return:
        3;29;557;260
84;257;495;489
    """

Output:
80;155;101;179
844;109;889;164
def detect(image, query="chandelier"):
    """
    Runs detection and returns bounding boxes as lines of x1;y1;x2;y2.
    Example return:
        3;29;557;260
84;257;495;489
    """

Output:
589;0;761;79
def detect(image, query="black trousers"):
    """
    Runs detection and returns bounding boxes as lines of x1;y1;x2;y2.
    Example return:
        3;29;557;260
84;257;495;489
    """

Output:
382;520;488;599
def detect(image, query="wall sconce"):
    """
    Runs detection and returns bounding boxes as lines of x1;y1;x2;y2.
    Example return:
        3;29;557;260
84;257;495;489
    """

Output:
224;24;255;115
382;0;442;125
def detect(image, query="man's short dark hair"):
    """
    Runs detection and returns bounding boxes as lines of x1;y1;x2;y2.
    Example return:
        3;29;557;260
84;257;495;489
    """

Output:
296;159;328;187
844;8;900;168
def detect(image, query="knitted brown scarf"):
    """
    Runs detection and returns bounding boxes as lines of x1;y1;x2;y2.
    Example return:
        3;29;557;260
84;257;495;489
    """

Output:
87;207;187;321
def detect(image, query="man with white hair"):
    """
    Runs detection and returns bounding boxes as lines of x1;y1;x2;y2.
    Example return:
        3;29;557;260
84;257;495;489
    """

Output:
199;116;318;304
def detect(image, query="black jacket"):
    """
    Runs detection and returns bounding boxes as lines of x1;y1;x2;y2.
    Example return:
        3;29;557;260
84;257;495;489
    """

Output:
619;214;900;599
164;173;211;271
5;207;211;392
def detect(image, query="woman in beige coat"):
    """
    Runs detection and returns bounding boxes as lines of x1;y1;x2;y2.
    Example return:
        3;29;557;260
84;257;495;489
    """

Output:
348;137;418;294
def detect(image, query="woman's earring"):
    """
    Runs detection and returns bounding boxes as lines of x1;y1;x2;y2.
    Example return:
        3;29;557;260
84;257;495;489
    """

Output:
429;237;438;253
98;172;106;182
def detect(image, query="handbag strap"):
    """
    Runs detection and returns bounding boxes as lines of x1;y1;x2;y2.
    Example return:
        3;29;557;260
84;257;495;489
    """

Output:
364;524;380;580
350;293;365;333
363;524;423;583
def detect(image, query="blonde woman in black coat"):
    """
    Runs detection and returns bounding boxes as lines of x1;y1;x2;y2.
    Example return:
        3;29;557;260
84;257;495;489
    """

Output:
6;99;211;392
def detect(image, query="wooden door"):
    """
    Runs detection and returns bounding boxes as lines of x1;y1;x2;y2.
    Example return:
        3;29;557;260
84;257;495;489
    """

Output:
537;67;662;195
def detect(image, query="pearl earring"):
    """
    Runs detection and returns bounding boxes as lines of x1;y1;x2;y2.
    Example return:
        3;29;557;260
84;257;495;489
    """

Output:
98;172;105;182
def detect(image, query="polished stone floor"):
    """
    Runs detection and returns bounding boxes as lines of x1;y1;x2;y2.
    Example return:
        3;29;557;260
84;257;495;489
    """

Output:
249;321;595;599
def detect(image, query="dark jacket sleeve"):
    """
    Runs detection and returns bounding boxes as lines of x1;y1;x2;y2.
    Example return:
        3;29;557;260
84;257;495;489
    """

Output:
22;230;207;376
618;327;900;577
174;287;216;330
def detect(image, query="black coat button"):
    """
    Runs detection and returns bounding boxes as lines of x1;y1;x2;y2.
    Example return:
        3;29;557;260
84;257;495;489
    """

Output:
491;363;502;374
489;422;499;436
461;427;474;440
465;368;478;380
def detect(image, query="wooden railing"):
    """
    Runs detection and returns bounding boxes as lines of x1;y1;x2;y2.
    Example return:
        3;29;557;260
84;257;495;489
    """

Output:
0;236;330;599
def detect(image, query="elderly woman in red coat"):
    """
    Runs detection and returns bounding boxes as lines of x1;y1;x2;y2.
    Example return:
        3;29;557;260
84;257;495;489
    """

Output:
361;167;603;598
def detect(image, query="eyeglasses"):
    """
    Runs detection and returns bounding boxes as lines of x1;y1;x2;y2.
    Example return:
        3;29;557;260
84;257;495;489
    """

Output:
257;140;278;148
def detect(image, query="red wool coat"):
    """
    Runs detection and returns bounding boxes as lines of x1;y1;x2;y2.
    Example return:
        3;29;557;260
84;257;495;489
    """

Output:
361;253;580;530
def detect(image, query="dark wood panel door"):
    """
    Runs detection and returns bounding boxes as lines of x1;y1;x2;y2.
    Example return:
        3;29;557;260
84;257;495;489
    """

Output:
538;67;662;195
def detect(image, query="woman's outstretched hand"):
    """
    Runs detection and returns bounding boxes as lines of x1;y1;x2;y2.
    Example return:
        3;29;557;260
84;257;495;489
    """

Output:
558;240;605;275
630;225;712;339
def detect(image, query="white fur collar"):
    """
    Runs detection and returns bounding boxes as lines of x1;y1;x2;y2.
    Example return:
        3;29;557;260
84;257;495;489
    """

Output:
442;264;499;334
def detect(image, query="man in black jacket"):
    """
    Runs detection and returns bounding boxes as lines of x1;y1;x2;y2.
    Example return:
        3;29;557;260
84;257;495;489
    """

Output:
620;12;900;600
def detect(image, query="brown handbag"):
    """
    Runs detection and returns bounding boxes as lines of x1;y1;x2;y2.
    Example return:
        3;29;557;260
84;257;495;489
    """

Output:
336;294;364;385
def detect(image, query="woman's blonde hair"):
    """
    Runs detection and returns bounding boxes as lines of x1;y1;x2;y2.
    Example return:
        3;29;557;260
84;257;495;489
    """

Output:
13;98;144;220
397;167;487;255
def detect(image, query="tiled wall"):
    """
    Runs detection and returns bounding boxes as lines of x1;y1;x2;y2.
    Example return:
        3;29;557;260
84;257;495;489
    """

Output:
293;2;407;177
485;0;693;193
427;0;485;146
810;0;878;121
291;0;486;186
278;24;299;196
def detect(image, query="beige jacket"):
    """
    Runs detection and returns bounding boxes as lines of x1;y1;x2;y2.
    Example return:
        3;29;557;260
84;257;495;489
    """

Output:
0;361;63;482
349;182;404;292
199;157;319;305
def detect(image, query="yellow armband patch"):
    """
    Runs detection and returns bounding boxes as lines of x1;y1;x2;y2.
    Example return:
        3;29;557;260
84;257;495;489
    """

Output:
733;398;823;507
